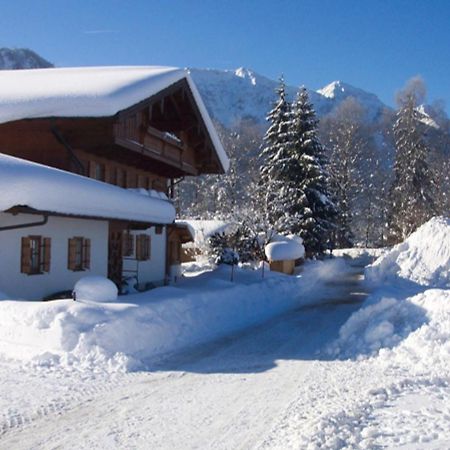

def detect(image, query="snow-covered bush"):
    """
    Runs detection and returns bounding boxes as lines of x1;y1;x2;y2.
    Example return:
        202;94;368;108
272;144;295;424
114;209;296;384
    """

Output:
208;225;261;264
73;276;118;302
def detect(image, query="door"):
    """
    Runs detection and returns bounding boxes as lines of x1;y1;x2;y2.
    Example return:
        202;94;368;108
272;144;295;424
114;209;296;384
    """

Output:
108;222;125;287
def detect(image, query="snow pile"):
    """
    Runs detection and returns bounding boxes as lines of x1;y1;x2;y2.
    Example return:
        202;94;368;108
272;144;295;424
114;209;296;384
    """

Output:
265;235;305;261
366;217;450;288
0;260;341;373
330;217;450;362
73;276;118;303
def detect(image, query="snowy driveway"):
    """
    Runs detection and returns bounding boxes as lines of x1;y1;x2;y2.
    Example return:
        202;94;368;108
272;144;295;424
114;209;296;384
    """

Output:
1;257;448;449
0;264;373;449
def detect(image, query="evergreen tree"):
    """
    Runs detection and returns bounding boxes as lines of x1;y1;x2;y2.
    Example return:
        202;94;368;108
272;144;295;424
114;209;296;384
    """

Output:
389;78;436;241
290;87;337;256
257;77;305;237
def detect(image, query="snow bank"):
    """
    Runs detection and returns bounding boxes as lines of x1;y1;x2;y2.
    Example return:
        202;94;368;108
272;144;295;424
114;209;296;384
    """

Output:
330;217;450;364
0;261;340;373
366;217;450;288
329;289;450;374
265;235;305;261
74;276;118;303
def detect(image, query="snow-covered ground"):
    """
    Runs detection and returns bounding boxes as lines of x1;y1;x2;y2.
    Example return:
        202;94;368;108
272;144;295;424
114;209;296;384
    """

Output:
0;217;449;449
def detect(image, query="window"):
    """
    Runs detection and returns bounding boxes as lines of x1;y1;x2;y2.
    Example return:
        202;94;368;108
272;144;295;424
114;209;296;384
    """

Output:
88;161;105;181
155;226;163;235
21;236;51;275
135;234;151;261
94;163;105;181
152;179;167;192
122;231;134;257
68;237;91;271
116;168;127;188
138;175;149;189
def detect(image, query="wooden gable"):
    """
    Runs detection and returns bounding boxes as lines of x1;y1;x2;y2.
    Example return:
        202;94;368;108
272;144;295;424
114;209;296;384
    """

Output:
0;78;224;181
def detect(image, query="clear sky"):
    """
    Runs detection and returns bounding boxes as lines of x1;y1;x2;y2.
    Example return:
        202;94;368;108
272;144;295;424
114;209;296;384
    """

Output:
2;0;450;111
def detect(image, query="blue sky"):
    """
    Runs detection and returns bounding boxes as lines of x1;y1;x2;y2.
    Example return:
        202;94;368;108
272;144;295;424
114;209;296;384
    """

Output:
2;0;450;111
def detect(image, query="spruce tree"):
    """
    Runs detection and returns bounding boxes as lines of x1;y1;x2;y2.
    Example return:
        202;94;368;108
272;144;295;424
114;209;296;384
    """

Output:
257;77;303;235
290;87;337;256
389;79;436;241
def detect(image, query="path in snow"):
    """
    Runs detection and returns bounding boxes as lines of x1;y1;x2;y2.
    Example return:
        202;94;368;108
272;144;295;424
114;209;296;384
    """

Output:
0;259;375;449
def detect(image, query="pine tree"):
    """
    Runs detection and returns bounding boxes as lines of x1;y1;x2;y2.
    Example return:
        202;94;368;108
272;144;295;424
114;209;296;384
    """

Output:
257;77;313;242
289;87;337;256
389;78;436;241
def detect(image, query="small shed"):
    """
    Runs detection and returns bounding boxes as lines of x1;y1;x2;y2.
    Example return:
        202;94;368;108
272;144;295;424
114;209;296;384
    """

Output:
265;236;305;275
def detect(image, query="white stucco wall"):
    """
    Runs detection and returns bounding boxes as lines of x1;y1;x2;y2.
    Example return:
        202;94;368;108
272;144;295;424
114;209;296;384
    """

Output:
0;213;108;300
123;226;167;287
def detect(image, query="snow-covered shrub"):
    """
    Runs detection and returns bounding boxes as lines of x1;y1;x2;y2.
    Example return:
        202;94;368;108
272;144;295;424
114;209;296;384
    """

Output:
73;276;118;302
208;225;261;264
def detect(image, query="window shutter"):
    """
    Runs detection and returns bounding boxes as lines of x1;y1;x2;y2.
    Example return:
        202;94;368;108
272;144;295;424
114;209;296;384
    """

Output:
21;237;31;274
42;238;51;272
136;234;150;261
146;235;151;260
68;238;77;270
83;238;91;269
136;235;142;261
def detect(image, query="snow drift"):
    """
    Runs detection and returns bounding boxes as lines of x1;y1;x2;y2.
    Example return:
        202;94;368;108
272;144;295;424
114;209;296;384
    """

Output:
330;217;450;363
365;217;450;288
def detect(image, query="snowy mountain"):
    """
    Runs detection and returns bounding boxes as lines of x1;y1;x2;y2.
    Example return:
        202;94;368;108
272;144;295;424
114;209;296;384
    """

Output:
0;48;53;70
189;67;331;128
189;68;389;128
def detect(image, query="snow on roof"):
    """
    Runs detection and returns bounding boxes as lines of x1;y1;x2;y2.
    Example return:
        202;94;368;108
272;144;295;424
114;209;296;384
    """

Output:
0;65;229;172
265;237;305;262
176;219;236;244
0;153;175;223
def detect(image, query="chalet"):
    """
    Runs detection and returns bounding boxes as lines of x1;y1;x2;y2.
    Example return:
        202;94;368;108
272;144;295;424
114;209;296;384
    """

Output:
0;66;228;299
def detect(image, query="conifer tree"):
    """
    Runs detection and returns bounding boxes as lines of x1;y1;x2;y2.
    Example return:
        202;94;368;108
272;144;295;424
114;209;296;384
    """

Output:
290;87;337;256
389;78;436;241
257;77;303;235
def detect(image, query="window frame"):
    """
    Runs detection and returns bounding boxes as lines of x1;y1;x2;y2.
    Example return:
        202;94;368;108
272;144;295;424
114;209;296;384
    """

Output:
68;237;91;271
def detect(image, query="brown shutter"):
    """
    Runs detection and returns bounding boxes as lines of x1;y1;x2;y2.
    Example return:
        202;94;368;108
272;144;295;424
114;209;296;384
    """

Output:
68;238;77;270
147;235;151;260
21;237;31;274
136;234;150;261
42;238;51;272
136;235;142;261
83;238;91;269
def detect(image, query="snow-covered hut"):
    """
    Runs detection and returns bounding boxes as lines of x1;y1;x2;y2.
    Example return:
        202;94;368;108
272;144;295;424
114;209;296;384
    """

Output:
265;236;305;275
0;66;228;299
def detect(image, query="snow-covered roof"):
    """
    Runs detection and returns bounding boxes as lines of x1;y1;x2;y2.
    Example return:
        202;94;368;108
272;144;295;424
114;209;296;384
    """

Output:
0;65;229;172
0;153;175;223
176;219;236;244
265;237;305;262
